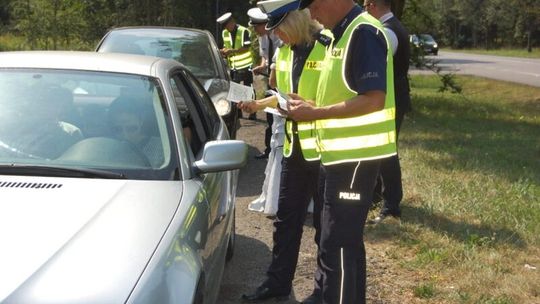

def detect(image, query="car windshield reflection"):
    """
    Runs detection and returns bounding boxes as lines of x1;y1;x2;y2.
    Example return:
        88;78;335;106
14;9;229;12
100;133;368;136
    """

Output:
98;29;220;82
0;69;177;179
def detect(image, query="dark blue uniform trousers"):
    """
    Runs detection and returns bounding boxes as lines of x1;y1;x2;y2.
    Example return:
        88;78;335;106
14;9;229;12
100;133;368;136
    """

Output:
376;111;405;215
320;160;381;304
265;133;323;294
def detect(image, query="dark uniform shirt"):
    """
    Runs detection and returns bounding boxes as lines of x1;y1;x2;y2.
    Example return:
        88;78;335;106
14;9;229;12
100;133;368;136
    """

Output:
290;43;313;94
291;31;332;93
331;5;387;95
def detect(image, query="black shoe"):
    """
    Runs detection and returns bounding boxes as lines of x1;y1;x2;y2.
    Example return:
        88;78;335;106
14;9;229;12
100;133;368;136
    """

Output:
241;285;289;302
368;211;400;225
254;152;269;160
371;192;383;207
301;292;322;304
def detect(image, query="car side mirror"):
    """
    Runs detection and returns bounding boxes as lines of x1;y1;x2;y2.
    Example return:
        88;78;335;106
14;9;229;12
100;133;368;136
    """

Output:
194;140;247;173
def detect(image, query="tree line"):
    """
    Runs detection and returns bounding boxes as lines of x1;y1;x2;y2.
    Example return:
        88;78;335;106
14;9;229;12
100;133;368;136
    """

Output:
402;0;540;51
0;0;538;51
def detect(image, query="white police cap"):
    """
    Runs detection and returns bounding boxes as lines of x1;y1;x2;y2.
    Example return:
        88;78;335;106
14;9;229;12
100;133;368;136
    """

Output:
257;0;300;30
216;12;233;24
247;7;268;26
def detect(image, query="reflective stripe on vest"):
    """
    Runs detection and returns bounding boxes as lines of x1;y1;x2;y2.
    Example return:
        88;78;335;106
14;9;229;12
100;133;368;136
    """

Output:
222;26;253;70
276;40;326;160
315;13;397;165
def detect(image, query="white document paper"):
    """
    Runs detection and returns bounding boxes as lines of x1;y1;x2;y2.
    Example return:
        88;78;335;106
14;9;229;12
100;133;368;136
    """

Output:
227;81;255;102
263;89;290;117
263;107;285;117
275;91;289;113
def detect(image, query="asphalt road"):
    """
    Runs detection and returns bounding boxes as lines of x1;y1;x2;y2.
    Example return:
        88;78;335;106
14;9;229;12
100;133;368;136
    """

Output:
411;51;540;87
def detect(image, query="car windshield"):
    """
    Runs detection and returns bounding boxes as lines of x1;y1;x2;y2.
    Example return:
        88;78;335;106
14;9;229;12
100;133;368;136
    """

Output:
419;34;435;43
0;69;177;180
99;29;220;81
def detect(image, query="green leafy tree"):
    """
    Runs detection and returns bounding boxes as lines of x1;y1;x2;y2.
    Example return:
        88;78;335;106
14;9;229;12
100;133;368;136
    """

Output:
10;0;86;49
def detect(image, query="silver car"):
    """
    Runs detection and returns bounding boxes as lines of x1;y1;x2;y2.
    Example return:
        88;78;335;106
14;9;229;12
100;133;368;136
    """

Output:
0;51;247;304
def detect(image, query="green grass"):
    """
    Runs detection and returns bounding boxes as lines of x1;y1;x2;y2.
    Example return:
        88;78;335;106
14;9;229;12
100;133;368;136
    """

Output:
442;47;540;58
0;33;27;51
367;75;540;303
0;34;94;51
413;282;436;299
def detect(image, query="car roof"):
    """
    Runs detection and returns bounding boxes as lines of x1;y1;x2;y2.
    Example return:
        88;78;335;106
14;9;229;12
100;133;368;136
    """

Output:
0;51;181;76
105;26;211;36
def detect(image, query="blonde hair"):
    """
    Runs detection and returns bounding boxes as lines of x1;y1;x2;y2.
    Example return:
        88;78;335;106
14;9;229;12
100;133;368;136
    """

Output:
277;9;323;46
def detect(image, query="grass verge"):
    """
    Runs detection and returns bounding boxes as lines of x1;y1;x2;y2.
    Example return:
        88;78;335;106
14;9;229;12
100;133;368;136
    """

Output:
442;48;540;59
366;75;540;303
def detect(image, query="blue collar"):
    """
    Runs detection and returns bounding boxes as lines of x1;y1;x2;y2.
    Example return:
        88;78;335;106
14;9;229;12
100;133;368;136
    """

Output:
331;5;363;44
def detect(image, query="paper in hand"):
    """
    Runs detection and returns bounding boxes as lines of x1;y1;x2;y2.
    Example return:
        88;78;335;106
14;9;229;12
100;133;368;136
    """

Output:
227;81;255;102
265;89;290;114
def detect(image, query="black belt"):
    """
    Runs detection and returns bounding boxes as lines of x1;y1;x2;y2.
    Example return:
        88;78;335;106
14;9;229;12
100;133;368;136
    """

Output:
284;118;298;145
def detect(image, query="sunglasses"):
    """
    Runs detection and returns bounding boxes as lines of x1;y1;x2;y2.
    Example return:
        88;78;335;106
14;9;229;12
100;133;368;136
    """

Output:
113;124;140;134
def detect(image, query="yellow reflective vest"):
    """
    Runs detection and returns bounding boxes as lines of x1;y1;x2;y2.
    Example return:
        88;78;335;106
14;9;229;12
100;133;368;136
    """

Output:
275;37;327;161
222;25;253;70
315;13;397;165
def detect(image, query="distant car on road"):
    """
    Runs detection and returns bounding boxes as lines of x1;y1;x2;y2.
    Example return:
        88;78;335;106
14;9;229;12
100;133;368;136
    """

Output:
96;27;240;138
410;33;439;55
0;51;247;304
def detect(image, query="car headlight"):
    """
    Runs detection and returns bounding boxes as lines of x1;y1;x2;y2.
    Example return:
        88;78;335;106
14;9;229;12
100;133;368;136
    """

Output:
214;98;231;116
434;43;438;48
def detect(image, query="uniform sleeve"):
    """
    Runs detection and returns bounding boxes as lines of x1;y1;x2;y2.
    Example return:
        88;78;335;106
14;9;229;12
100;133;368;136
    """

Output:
346;25;387;95
384;27;398;55
243;29;251;47
258;36;266;58
270;49;279;69
218;31;224;49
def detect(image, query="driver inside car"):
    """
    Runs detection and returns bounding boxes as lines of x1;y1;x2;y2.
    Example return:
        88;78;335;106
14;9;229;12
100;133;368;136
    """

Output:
108;96;164;168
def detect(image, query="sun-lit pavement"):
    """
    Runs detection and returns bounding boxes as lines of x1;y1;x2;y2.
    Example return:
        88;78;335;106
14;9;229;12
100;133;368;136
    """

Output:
410;51;540;87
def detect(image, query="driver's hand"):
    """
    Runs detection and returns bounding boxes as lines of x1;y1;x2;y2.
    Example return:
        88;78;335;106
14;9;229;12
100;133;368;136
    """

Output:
237;101;257;114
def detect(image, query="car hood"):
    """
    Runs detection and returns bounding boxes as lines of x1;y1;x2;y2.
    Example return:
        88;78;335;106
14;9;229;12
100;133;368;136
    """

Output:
0;175;183;303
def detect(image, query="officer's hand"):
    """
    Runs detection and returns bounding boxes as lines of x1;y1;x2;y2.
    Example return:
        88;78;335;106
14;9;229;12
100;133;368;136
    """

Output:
288;93;303;101
287;99;317;122
237;101;257;114
288;93;316;106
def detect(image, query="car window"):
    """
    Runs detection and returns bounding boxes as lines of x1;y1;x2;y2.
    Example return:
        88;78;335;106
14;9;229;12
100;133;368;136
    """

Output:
170;73;210;157
181;70;221;138
419;34;435;43
0;69;177;180
98;29;220;81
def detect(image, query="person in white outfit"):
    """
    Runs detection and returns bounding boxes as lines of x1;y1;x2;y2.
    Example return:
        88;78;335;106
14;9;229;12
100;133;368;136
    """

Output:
246;7;285;217
247;111;285;216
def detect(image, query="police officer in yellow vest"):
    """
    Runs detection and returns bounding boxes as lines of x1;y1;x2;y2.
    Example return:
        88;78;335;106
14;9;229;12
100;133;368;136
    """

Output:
286;0;397;302
217;12;255;87
237;1;332;303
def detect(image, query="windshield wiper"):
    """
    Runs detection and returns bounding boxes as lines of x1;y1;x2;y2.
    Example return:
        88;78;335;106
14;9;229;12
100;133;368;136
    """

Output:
0;164;126;179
